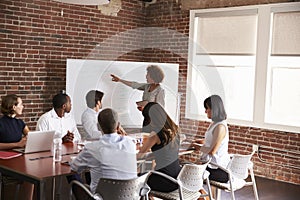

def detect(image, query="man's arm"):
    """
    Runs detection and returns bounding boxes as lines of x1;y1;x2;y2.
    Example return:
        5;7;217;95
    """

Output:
69;116;81;142
70;148;90;173
70;144;102;175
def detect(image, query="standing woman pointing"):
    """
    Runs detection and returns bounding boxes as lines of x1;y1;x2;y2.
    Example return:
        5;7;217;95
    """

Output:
111;65;165;110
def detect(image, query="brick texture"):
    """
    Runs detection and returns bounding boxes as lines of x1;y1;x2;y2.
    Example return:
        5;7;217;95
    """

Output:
0;0;299;185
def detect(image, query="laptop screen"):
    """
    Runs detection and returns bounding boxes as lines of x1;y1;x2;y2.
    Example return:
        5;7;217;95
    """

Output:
13;130;55;154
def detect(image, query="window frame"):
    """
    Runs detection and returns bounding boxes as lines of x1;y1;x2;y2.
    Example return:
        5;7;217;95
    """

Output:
187;2;300;133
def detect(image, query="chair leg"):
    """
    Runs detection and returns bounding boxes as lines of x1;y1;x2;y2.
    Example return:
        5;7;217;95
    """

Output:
215;188;221;200
211;186;221;200
70;183;73;200
206;178;213;200
230;190;235;200
0;173;2;200
228;175;235;200
250;169;259;200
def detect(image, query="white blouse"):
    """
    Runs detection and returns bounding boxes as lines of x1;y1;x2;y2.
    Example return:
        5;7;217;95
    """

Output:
201;120;230;169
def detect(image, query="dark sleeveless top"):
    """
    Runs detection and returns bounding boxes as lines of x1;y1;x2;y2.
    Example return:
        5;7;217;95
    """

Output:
0;115;25;143
151;130;181;177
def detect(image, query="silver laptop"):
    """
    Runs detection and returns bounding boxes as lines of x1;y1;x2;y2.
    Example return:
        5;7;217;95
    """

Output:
13;130;55;154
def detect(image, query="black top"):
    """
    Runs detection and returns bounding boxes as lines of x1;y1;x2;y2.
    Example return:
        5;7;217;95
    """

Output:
0;115;25;143
151;130;181;178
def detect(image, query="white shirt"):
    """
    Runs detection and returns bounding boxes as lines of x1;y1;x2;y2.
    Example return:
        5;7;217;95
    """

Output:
36;108;81;142
202;120;230;169
70;133;137;193
81;108;102;139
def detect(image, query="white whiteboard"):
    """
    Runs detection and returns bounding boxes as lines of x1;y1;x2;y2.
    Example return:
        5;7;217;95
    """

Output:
66;59;179;128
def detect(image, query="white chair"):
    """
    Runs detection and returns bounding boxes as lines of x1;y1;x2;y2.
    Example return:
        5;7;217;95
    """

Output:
70;173;150;200
96;173;150;200
209;152;259;200
147;161;213;200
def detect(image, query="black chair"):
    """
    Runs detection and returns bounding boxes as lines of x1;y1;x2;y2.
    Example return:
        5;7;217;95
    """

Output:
70;180;95;200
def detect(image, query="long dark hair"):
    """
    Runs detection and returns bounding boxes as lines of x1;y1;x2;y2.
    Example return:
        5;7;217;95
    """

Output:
142;102;179;145
204;95;227;122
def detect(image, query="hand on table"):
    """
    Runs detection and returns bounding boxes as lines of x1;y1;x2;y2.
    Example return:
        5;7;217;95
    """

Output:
62;131;74;143
17;136;27;147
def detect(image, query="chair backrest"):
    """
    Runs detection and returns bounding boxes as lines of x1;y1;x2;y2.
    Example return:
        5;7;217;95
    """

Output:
70;180;95;200
227;154;252;179
177;161;210;192
95;173;150;200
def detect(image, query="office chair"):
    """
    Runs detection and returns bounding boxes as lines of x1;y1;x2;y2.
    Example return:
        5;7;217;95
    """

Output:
70;180;97;200
96;173;150;200
147;161;213;200
209;152;259;200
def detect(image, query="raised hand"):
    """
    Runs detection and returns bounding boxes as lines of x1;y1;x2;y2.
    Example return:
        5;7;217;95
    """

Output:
111;74;120;82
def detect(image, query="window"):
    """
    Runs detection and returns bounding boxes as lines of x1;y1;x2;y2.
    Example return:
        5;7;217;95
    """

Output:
265;11;300;127
187;3;300;132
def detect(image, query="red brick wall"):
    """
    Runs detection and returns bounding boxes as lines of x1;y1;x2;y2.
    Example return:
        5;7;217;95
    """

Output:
0;0;146;128
1;0;299;185
144;0;300;185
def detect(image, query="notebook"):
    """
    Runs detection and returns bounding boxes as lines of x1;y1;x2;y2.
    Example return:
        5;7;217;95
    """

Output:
0;151;22;159
13;130;55;154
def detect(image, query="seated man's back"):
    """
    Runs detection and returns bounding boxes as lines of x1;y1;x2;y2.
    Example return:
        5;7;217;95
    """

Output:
70;108;137;193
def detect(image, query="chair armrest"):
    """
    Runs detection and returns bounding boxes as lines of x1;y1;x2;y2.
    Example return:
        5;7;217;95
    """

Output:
84;183;91;189
70;180;96;199
140;184;151;197
248;161;253;169
209;162;230;174
203;170;210;180
149;170;179;185
93;193;103;200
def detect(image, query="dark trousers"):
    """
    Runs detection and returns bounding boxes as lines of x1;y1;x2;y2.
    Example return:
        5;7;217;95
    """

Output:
206;167;229;183
66;172;91;184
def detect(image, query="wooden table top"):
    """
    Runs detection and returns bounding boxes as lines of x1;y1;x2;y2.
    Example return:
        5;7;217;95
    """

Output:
0;143;79;180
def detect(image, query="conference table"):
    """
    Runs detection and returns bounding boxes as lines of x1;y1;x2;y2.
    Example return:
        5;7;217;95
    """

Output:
0;139;194;200
0;143;79;200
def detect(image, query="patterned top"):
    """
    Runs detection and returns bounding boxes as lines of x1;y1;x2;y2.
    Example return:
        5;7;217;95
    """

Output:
131;82;165;107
